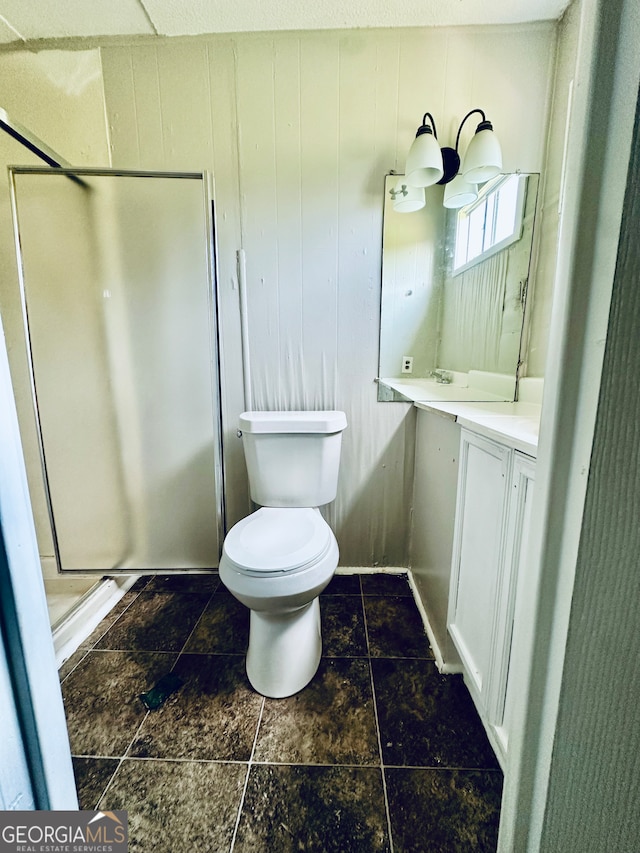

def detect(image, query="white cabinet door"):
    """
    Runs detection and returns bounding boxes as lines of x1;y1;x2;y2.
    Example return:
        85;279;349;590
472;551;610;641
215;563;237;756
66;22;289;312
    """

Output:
448;429;537;767
447;430;511;707
491;452;536;757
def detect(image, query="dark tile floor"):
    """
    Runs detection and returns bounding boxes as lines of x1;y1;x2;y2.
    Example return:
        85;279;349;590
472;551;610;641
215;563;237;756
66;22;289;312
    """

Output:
59;572;502;852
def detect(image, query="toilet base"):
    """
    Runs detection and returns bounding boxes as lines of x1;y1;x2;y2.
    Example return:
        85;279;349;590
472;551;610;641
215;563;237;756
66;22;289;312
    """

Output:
246;598;322;698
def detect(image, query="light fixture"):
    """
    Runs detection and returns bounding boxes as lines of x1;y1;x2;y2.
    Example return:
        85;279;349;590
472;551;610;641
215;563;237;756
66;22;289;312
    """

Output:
389;176;425;213
459;110;503;183
400;107;502;209
405;113;444;188
443;173;478;209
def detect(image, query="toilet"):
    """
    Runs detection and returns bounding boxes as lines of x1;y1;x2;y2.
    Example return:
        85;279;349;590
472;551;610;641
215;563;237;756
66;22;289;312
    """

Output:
219;410;347;698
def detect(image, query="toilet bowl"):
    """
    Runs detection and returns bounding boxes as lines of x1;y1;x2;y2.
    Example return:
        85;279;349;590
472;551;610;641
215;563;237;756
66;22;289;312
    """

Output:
220;507;338;697
219;411;347;698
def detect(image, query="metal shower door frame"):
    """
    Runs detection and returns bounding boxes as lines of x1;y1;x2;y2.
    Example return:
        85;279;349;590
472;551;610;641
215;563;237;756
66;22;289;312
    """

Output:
8;166;225;573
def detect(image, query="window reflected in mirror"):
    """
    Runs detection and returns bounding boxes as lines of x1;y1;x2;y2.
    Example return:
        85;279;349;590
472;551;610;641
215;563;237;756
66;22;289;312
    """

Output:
454;174;528;273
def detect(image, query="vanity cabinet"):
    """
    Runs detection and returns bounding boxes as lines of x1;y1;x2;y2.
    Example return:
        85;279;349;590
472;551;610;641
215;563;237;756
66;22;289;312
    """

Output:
447;428;536;766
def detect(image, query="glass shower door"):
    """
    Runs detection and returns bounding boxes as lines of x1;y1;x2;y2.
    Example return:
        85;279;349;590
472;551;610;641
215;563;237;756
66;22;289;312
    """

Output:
9;167;223;572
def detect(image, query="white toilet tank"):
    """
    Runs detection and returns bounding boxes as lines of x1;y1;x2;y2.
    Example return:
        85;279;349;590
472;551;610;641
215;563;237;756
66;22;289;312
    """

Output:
239;411;347;507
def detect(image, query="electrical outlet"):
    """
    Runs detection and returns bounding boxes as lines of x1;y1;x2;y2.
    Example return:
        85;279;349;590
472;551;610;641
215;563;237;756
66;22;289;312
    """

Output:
401;356;413;374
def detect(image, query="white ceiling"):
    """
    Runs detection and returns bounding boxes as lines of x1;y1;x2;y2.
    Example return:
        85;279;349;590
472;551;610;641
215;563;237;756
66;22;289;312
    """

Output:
0;0;570;45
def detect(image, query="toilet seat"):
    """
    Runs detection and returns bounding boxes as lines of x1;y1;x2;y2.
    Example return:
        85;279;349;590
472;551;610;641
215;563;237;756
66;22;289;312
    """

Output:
223;507;333;576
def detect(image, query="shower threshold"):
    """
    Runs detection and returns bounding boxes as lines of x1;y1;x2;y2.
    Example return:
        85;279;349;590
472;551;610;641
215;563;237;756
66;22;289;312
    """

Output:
52;575;140;669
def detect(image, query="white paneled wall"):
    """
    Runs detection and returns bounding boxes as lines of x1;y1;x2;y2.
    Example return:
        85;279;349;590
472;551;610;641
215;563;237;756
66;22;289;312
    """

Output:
101;24;555;565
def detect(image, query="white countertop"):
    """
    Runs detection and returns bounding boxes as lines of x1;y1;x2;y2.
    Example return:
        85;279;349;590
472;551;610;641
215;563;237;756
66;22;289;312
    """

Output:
414;399;540;458
378;376;513;403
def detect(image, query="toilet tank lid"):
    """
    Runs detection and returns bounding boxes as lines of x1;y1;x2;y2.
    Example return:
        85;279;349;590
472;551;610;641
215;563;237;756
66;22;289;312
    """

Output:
239;411;347;434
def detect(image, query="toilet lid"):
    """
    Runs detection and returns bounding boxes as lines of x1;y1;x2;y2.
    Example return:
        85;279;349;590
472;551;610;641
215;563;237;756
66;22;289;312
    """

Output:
223;507;332;575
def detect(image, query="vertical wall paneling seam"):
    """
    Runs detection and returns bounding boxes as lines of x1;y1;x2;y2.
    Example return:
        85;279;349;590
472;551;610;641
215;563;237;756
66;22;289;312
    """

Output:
332;35;340;410
127;48;141;168
204;44;215;171
297;37;305;408
237;248;252;412
206;39;237;424
335;38;342;409
231;40;251;407
391;39;401;173
370;35;379;337
232;42;246;249
152;45;165;165
296;37;304;405
270;38;282;409
442;32;451;133
377;36;399;373
279;35;302;410
336;33;342;406
299;36;311;410
202;44;227;457
98;50;114;168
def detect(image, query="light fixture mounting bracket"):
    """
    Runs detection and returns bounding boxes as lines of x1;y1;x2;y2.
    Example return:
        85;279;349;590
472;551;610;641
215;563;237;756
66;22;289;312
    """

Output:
437;147;461;185
437;108;491;185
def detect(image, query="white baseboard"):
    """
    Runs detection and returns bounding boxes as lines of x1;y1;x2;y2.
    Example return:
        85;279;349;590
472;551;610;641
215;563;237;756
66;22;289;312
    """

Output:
53;575;140;668
407;570;463;675
335;566;462;673
335;566;408;575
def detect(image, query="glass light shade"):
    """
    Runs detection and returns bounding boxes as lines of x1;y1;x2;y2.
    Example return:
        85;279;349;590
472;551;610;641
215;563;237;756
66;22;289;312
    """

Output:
405;131;444;188
462;128;503;184
443;173;478;209
392;178;425;213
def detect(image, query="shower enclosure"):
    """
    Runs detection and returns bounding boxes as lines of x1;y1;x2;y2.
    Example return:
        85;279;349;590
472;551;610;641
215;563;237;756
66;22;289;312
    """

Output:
9;167;224;575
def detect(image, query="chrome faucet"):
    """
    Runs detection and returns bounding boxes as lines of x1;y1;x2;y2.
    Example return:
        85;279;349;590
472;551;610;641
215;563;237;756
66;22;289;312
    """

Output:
432;369;453;385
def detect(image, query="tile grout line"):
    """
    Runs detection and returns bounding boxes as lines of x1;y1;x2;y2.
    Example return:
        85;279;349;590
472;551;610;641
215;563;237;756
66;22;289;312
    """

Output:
94;708;154;810
94;644;182;809
229;695;266;852
59;648;91;686
90;761;122;811
72;754;396;767
75;751;503;772
360;577;395;853
172;580;222;664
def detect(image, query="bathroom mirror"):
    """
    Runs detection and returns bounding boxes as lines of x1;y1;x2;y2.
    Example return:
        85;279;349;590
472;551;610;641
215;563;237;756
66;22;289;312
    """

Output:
378;171;540;402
